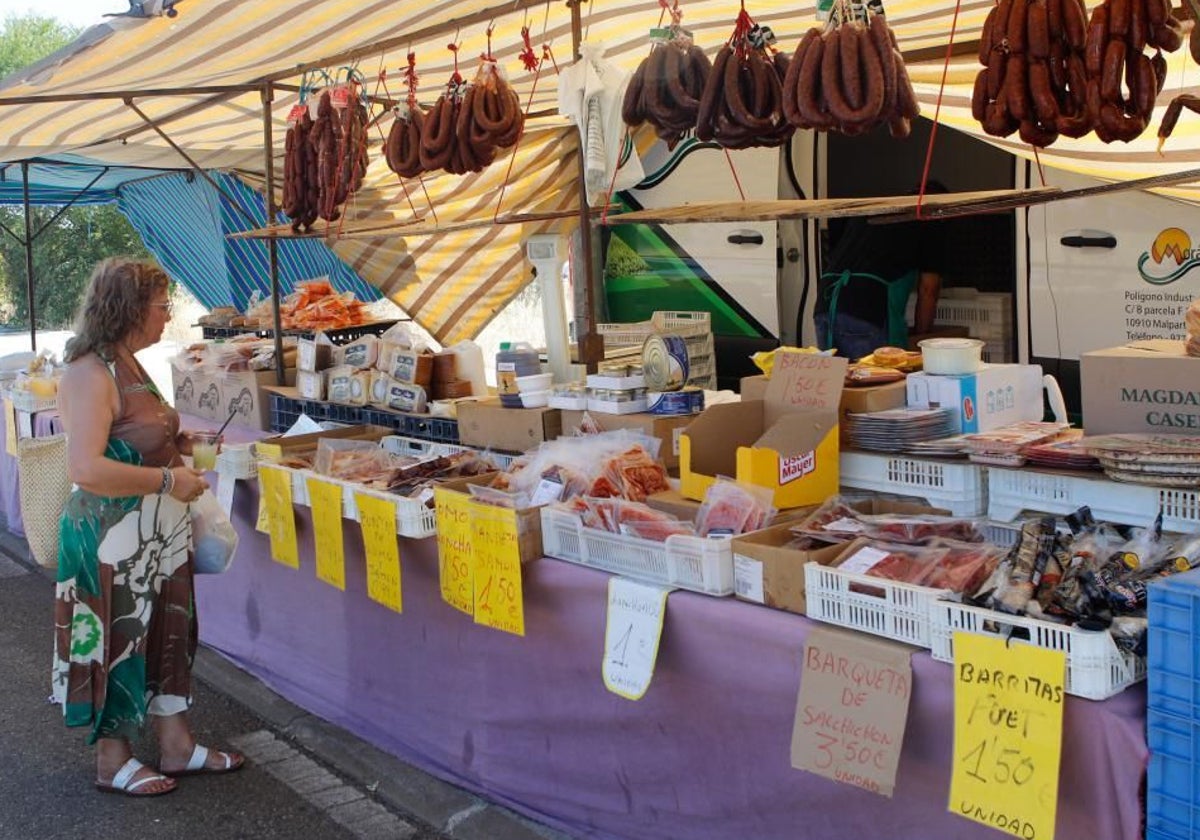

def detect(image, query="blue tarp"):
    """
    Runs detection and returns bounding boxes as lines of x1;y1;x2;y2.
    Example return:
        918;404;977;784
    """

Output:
0;155;381;310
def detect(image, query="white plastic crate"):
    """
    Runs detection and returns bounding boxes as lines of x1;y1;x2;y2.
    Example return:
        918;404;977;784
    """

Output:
988;467;1200;533
540;506;734;595
929;600;1146;700
9;391;57;413
803;561;947;648
906;289;1013;339
268;464;437;539
839;451;988;517
216;444;257;480
381;435;466;459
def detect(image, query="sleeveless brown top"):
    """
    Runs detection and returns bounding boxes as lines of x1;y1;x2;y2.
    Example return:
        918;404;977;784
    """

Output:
106;353;182;469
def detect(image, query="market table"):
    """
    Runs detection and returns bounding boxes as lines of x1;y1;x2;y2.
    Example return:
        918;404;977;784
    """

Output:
0;408;62;537
196;477;1148;840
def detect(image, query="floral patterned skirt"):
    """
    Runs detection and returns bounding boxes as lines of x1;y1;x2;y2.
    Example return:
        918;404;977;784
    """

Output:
51;439;195;744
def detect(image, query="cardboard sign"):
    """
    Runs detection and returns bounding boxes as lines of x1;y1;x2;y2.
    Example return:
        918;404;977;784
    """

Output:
259;465;298;568
949;633;1066;840
434;487;474;615
471;503;525;636
791;626;913;797
764;352;848;420
602;578;672;700
356;492;402;613
307;477;346;591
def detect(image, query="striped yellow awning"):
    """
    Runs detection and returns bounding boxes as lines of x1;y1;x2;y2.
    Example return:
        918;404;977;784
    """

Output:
3;0;1200;339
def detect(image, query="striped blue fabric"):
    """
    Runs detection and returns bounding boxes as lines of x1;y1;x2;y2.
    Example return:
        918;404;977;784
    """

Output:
117;172;379;311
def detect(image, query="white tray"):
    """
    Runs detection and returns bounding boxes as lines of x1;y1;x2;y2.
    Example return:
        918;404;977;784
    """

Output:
803;561;948;649
839;450;988;517
929;600;1146;700
540;506;734;595
280;465;437;539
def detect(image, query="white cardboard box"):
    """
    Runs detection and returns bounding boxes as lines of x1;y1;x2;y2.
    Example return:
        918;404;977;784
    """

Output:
1081;340;1200;434
906;364;1044;433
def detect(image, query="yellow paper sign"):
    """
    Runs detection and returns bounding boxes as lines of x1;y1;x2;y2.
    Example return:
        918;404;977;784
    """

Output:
355;492;402;613
259;465;299;568
434;487;474;615
307;477;346;591
4;398;15;456
255;477;269;533
949;633;1066;840
471;503;524;636
603;578;671;699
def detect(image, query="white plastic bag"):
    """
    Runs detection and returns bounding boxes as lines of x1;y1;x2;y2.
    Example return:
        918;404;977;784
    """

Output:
191;490;239;574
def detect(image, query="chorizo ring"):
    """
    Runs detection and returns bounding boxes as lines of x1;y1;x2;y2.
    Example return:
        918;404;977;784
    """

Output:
1085;5;1109;75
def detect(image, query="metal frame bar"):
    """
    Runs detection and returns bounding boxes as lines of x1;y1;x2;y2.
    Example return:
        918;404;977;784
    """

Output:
0;84;262;107
261;84;285;387
123;97;259;226
21;163;36;352
32;167;110;240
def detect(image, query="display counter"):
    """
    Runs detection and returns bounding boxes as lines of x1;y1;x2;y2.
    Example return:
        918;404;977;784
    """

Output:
196;475;1148;840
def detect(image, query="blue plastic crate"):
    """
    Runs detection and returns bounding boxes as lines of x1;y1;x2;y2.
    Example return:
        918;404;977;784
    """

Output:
1148;572;1200;718
1148;708;1200;840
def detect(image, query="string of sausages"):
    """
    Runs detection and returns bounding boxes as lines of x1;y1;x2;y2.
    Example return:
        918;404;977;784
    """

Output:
385;53;427;179
622;39;713;150
282;105;319;233
973;0;1180;147
782;11;920;138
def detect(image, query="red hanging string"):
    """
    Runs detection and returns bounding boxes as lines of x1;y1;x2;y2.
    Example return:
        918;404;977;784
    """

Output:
519;26;539;72
404;50;419;109
915;0;962;219
1032;145;1047;186
599;126;632;226
494;26;557;222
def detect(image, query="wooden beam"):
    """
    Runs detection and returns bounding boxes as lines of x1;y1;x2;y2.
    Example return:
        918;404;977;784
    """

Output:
0;84;261;106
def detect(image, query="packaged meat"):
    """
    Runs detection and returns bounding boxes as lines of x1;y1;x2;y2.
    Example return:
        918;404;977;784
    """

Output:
837;542;950;597
923;539;1007;596
695;478;776;537
855;513;984;544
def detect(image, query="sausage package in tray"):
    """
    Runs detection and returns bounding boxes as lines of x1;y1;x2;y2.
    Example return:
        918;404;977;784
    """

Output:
694;477;777;537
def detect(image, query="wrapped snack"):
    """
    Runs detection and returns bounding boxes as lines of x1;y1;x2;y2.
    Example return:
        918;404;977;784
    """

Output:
315;439;393;484
468;483;532;509
988;517;1057;615
695;478;776;537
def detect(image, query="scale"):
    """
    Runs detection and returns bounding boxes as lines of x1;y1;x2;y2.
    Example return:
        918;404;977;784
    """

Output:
525;234;581;384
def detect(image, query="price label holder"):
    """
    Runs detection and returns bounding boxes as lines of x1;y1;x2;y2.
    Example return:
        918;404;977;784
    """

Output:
791;625;914;797
471;503;525;636
434;487;474;615
307;477;346;591
356;492;402;613
949;632;1066;840
259;465;298;568
602;578;674;700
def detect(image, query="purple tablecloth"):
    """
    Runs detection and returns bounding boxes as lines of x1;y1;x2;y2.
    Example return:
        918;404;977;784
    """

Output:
0;409;69;537
196;481;1148;840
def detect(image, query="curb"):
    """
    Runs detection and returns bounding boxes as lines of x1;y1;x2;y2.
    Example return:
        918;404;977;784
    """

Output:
0;523;570;840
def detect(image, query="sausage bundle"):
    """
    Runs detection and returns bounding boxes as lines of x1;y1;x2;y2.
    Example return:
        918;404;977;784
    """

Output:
972;0;1094;146
310;92;342;222
384;105;427;180
282;110;319;233
694;34;793;148
454;61;525;174
782;13;920;137
335;95;370;204
622;39;713;149
1083;0;1178;143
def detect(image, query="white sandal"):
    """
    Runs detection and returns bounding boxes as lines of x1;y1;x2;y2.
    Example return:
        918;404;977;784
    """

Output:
163;743;244;777
95;757;177;797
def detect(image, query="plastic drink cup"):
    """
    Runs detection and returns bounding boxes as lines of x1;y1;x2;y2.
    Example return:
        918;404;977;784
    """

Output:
192;432;220;471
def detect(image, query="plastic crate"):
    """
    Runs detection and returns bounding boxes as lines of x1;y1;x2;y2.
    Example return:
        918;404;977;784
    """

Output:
8;391;57;413
540;506;734;596
596;310;713;348
929;600;1146;700
201;320;402;345
271;463;436;539
803;561;947;648
1148;571;1200;718
216;444;257;480
1147;709;1200;840
906;289;1013;339
381;435;466;459
988;467;1200;533
268;392;332;433
361;407;460;444
839;450;988;517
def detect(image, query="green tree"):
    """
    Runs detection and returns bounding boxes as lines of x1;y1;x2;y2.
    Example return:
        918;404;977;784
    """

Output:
0;14;151;331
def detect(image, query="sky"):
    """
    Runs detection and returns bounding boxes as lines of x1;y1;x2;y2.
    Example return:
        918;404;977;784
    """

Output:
0;0;123;28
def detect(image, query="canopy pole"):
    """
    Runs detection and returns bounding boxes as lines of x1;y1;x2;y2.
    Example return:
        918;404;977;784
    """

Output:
568;0;603;373
20;162;36;353
123;98;259;227
261;84;285;387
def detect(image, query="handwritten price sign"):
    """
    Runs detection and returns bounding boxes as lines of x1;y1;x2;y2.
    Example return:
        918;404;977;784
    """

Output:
355;492;402;613
471;504;524;636
259;465;298;568
307;477;346;591
765;351;848;412
602;578;672;700
434;487;474;615
949;633;1066;840
791;626;913;797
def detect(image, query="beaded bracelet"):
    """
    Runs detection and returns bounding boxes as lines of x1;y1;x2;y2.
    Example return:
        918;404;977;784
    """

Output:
158;466;175;496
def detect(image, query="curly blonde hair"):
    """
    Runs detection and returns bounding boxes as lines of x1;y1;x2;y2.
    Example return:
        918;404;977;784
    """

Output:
64;258;170;363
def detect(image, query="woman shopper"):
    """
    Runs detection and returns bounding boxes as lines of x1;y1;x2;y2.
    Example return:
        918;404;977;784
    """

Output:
52;258;243;797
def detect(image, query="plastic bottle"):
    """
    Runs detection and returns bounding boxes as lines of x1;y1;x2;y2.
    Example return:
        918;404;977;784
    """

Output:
495;342;541;408
446;341;488;397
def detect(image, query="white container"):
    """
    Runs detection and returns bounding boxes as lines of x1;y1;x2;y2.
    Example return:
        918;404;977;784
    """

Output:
919;337;984;374
516;372;553;393
803;561;948;649
445;341;488;397
839;450;988;517
520;389;551;408
929;600;1145;700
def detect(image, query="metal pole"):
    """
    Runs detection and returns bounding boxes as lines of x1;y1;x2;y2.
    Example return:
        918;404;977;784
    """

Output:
20;162;36;353
568;0;603;373
262;84;285;386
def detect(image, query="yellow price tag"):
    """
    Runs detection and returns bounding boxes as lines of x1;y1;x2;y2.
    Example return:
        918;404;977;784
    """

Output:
255;475;269;533
4;398;15;457
259;465;299;568
434;487;474;615
949;633;1066;840
307;477;345;591
471;502;524;636
355;492;402;613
